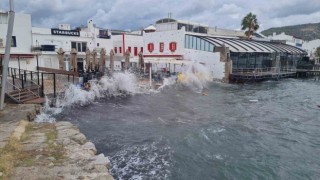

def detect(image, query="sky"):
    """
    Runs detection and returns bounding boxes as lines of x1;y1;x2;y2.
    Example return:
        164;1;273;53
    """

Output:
1;0;320;31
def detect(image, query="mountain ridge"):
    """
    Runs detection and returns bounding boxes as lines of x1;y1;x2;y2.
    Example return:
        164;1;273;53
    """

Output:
261;22;320;41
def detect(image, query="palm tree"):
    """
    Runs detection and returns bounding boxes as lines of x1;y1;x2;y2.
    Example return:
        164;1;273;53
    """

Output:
241;12;260;39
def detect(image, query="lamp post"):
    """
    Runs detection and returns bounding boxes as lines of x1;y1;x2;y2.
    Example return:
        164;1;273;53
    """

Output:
0;0;15;110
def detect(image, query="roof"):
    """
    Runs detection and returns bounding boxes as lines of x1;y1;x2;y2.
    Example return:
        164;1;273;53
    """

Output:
144;25;156;31
195;35;306;54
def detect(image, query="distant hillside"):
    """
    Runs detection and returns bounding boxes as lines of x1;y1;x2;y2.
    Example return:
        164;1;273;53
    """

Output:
261;23;320;41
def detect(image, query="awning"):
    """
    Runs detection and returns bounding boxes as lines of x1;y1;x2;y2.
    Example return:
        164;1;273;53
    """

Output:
123;57;192;65
0;53;35;59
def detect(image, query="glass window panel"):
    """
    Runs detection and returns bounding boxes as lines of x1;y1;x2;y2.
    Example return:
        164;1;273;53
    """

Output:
188;36;192;49
185;35;189;49
77;42;81;52
82;42;87;52
71;42;76;49
192;36;197;49
238;53;247;68
247;53;256;68
205;41;209;51
196;38;201;50
201;39;205;51
209;44;214;52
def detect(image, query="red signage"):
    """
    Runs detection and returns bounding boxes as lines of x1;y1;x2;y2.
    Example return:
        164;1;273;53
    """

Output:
159;42;164;52
148;43;154;53
169;42;177;52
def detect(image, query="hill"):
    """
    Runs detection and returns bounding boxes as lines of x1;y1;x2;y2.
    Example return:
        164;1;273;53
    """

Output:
261;23;320;41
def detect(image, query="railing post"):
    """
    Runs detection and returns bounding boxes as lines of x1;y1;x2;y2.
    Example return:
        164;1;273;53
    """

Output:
41;73;44;97
53;73;56;98
73;75;74;84
21;74;24;89
12;75;15;90
31;71;33;81
68;74;70;82
37;72;40;85
24;70;26;83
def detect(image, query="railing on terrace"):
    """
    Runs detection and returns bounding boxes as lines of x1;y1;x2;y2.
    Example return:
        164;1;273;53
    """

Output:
6;67;78;98
233;67;297;76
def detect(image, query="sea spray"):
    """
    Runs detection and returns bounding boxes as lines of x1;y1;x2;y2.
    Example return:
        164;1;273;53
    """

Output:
177;62;213;93
35;71;141;123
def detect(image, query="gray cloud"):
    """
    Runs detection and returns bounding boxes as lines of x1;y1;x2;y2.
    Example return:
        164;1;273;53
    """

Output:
1;0;320;31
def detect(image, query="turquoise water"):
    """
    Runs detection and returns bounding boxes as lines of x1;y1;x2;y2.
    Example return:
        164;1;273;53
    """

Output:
60;79;320;180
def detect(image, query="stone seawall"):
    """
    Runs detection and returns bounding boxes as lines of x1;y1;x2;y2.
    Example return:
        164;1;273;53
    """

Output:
0;105;114;180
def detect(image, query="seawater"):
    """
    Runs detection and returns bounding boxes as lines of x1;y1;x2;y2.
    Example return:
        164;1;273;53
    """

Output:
37;66;320;180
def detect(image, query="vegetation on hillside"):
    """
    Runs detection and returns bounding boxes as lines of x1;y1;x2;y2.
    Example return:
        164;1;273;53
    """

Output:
261;23;320;41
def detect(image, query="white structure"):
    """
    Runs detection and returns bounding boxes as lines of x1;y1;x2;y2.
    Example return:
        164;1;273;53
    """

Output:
32;19;113;71
1;12;114;72
143;24;226;80
112;34;143;57
302;39;320;58
0;12;34;70
268;32;304;47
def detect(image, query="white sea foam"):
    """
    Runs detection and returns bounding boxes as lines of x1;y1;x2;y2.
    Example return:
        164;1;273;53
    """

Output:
177;62;213;93
110;140;172;180
35;71;144;123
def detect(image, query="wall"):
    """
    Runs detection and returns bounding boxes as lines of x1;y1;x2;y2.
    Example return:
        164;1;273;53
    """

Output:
143;28;226;80
0;13;32;54
143;28;185;55
302;39;320;57
112;34;143;57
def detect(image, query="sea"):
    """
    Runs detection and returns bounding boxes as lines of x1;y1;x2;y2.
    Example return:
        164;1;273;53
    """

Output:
37;65;320;180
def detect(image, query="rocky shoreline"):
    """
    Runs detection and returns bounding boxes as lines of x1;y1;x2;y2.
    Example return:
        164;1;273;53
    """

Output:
0;105;114;180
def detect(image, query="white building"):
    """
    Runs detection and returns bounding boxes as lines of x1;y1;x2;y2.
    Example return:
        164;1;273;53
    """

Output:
142;18;227;80
0;12;34;71
302;39;320;58
1;12;114;72
32;19;113;71
268;32;304;48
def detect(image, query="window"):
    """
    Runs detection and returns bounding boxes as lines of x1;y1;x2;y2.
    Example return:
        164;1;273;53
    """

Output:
128;46;131;53
11;36;16;47
140;47;143;52
71;42;76;49
41;45;55;51
97;43;100;47
114;47;117;53
0;13;8;24
119;47;122;54
196;38;201;50
159;42;164;52
185;35;214;52
71;41;87;52
81;42;86;52
185;35;189;48
134;47;138;56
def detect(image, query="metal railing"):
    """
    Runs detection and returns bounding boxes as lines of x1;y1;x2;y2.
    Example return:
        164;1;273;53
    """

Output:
233;67;297;76
7;67;78;98
6;79;21;101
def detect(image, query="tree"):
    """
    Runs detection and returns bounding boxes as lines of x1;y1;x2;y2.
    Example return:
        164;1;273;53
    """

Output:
315;46;320;57
241;12;260;39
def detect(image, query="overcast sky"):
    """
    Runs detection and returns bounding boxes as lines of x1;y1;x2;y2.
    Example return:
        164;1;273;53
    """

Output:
1;0;320;31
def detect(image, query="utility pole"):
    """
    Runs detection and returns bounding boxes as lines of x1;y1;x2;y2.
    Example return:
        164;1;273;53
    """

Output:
0;0;15;110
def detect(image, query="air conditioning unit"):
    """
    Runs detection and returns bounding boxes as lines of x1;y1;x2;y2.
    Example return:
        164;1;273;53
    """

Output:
0;38;3;47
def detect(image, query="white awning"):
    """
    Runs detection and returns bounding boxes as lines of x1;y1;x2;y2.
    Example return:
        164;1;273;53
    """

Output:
122;57;192;65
